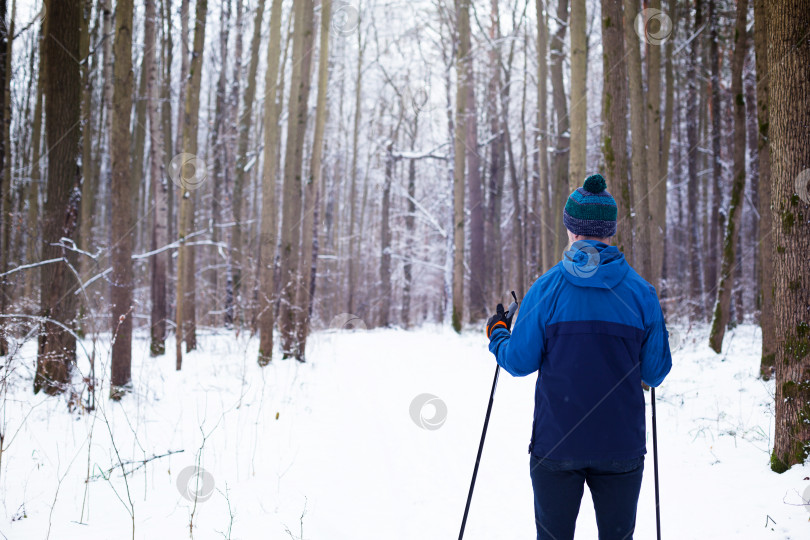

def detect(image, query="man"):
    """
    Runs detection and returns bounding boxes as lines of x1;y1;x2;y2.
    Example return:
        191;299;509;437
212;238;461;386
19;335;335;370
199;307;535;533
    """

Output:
486;174;672;540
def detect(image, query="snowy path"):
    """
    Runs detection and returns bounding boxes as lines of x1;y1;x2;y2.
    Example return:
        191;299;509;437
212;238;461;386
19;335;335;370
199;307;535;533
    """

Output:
1;323;808;539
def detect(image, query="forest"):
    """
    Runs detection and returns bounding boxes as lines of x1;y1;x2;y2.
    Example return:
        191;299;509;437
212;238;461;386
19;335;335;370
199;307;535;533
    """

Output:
0;0;809;537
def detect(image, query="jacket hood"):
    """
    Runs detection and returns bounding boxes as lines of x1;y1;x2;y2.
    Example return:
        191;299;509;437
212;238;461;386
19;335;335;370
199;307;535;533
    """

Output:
558;240;629;289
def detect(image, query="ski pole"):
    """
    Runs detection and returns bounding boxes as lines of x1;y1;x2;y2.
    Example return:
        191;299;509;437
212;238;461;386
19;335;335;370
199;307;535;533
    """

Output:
459;292;518;540
651;386;661;540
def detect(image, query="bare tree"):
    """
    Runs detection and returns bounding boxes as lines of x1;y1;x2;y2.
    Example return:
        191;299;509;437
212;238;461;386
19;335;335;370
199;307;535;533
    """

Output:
146;0;168;357
297;0;332;353
277;0;315;359
175;0;208;368
752;0;774;379
600;0;633;260
569;0;587;190
623;0;651;280
451;0;470;332
768;0;810;473
34;0;82;394
708;0;748;353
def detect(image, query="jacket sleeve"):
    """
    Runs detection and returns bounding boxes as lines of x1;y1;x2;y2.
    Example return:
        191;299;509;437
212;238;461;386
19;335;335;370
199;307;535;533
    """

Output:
488;282;545;377
640;289;673;387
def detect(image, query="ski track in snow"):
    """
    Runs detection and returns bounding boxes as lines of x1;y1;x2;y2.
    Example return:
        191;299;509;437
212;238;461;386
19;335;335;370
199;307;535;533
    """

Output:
0;323;808;539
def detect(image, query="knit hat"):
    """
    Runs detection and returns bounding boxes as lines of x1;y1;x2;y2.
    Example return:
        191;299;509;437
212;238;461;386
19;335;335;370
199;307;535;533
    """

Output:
563;174;618;238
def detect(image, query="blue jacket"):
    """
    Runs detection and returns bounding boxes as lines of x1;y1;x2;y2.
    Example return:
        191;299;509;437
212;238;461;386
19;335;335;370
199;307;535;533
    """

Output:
489;240;672;461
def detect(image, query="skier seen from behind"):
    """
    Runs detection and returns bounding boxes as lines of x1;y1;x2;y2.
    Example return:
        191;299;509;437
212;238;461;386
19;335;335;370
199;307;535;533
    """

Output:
486;174;673;540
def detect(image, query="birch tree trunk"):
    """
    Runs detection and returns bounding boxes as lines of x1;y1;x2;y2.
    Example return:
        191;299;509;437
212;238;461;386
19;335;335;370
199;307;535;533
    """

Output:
257;0;284;364
34;0;82;395
569;0;587;191
297;0;331;355
347;18;364;317
768;0;810;472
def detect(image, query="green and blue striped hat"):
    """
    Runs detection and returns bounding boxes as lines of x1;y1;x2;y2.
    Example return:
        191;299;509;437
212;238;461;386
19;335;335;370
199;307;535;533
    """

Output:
563;174;617;238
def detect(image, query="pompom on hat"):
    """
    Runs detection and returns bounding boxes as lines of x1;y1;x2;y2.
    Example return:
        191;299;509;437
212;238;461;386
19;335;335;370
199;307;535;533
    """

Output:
562;174;618;238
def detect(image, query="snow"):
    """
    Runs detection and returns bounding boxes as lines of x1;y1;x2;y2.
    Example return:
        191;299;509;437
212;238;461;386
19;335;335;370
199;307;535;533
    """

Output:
1;323;808;539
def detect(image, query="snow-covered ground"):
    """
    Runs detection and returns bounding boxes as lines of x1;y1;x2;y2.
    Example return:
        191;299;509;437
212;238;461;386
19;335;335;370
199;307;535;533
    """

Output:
1;322;808;539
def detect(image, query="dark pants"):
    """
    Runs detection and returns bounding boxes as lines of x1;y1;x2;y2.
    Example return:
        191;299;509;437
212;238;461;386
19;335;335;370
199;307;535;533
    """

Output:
529;454;644;540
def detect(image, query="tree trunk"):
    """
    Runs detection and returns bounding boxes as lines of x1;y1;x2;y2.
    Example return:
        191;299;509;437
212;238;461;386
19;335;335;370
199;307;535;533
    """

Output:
536;0;551;272
686;0;705;320
451;0;470;332
706;0;722;295
257;0;284;364
347;23;364;317
647;0;665;291
297;0;331;355
550;0;570;260
380;140;394;327
569;0;586;191
708;0;748;353
131;20;149;256
768;0;810;473
486;0;504;300
232;0;265;326
34;0;82;395
146;0;168;357
109;0;135;397
175;0;208;369
0;0;10;357
753;0;774;379
24;16;45;303
277;0;314;360
78;0;96;301
623;0;651;280
467;39;485;322
600;0;633;260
